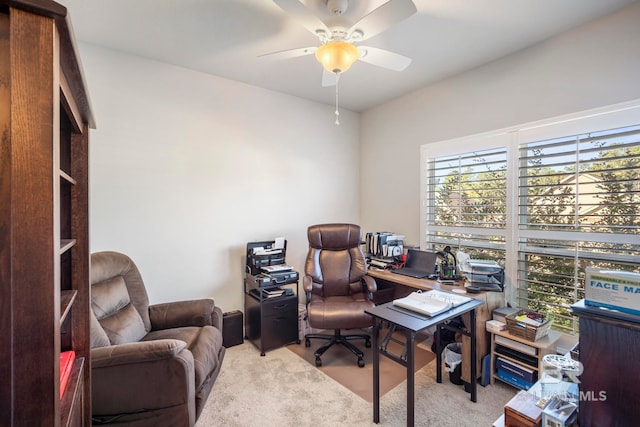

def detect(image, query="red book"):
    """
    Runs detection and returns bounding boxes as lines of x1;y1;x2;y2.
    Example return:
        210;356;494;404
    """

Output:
59;350;76;399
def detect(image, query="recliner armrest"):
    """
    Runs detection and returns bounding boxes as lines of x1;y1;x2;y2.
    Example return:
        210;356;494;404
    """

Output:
91;340;196;425
92;339;187;368
149;298;217;330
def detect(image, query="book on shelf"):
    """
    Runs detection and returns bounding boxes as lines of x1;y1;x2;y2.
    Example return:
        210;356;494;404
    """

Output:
392;290;471;317
60;350;76;399
496;356;538;383
497;369;535;391
263;288;285;298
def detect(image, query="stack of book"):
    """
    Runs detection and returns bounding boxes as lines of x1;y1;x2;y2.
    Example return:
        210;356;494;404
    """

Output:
263;288;285;298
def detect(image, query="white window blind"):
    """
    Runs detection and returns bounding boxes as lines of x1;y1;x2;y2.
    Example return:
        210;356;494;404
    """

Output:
517;124;640;333
425;146;507;262
422;102;640;334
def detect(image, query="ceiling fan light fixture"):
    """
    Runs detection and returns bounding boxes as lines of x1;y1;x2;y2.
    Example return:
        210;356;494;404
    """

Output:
315;41;359;74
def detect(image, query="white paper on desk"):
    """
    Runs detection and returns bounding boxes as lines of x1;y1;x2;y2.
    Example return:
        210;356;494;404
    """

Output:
253;247;282;255
424;289;472;307
274;237;285;249
393;292;452;317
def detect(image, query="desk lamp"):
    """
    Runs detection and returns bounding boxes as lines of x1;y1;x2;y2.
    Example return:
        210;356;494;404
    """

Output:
436;246;460;280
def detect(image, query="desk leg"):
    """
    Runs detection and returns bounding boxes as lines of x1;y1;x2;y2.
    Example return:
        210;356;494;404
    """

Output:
470;308;477;403
373;317;380;423
435;323;442;384
406;330;416;427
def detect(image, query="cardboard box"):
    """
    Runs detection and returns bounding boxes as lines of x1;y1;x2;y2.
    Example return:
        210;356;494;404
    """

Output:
584;267;640;316
504;390;542;427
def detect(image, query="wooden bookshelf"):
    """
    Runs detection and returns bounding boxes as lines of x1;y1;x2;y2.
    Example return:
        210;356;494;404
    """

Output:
0;1;95;425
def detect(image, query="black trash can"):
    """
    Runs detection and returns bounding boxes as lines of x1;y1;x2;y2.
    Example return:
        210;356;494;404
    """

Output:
443;342;463;385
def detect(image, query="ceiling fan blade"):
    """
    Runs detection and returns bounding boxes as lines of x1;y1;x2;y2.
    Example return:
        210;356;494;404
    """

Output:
273;0;329;36
321;70;338;87
348;0;417;42
258;46;317;61
358;46;412;71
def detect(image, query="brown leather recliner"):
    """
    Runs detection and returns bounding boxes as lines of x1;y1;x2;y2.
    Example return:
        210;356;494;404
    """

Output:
89;251;225;426
303;224;377;367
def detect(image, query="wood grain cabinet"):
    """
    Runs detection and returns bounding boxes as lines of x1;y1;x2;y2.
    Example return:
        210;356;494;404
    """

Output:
0;1;95;425
571;300;640;427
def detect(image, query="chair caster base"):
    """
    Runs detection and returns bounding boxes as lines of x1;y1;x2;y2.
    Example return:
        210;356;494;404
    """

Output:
305;329;370;368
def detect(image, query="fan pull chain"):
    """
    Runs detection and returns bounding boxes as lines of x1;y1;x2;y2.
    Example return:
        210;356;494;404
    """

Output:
334;72;340;126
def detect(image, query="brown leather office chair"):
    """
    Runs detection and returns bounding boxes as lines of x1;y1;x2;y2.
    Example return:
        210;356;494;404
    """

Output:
303;223;377;367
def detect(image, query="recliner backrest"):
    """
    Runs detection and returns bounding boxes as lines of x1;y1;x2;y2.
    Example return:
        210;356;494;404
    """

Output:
90;251;152;347
305;224;367;298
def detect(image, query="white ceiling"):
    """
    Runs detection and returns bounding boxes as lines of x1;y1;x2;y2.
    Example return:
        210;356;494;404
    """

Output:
59;0;638;112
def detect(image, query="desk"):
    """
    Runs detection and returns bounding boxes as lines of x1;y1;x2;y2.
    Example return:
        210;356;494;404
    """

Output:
367;269;504;384
366;299;484;426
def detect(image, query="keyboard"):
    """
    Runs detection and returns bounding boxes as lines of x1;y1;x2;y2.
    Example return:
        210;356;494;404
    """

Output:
391;268;430;279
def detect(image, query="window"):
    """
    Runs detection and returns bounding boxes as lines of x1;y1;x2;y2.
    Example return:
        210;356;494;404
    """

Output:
425;146;507;263
422;102;640;334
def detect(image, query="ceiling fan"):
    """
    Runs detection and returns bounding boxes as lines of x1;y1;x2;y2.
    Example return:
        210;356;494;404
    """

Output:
261;0;418;87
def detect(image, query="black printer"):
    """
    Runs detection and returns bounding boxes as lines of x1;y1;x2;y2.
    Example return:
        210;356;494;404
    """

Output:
245;240;299;289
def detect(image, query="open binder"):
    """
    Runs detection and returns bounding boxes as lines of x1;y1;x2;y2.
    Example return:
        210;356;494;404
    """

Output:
392;290;472;317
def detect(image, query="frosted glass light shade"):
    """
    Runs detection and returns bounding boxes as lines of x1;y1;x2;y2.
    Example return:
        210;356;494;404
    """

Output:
315;41;359;73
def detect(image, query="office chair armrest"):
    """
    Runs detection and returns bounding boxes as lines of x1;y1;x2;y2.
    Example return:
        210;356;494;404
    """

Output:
302;275;313;292
362;275;378;292
363;275;378;301
149;298;217;330
303;275;313;303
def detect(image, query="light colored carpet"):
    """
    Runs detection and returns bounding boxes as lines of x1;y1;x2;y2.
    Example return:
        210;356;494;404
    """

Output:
287;329;434;402
196;342;516;427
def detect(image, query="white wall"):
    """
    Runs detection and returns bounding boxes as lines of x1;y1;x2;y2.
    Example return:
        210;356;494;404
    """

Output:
82;45;360;311
83;1;640;313
360;2;640;247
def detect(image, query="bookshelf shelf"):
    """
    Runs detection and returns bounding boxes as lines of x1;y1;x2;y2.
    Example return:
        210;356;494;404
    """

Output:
60;239;77;255
60;290;78;325
59;169;77;186
490;328;561;390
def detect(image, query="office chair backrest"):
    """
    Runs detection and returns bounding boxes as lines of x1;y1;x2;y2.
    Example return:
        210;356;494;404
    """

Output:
305;223;367;298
